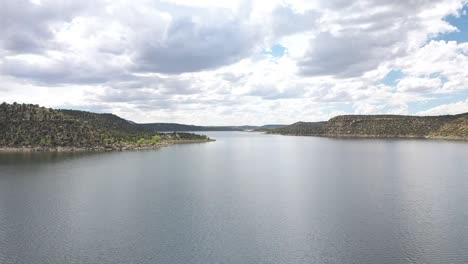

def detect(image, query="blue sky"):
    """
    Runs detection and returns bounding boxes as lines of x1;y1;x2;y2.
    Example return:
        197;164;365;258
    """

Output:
382;70;405;87
0;1;468;124
264;44;287;58
435;5;468;43
382;4;468;116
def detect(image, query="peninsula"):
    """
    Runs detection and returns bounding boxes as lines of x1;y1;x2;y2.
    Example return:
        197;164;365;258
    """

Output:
0;103;213;152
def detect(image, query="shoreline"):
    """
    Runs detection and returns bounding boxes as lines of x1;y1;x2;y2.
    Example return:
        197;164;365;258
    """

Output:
0;139;215;153
267;132;468;141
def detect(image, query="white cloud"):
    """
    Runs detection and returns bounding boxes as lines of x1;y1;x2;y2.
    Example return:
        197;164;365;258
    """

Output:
395;41;468;92
397;76;442;93
418;99;468;115
0;0;467;124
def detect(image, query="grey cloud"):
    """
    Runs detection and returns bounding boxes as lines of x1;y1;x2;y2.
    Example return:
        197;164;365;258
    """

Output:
97;88;177;111
107;75;201;95
0;0;127;85
132;15;260;74
318;0;441;11
158;77;200;95
132;102;175;111
96;89;162;103
97;85;239;112
0;0;93;53
0;0;463;108
0;54;132;85
219;72;251;84
0;0;263;84
298;31;407;78
97;74;204;104
312;89;356;102
247;83;360;102
247;84;307;100
294;0;444;78
272;5;320;37
317;0;355;10
179;97;239;106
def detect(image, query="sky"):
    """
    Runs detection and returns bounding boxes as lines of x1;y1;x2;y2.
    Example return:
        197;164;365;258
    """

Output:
0;0;468;125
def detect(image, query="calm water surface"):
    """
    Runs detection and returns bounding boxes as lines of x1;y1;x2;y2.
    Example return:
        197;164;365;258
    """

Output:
0;132;467;264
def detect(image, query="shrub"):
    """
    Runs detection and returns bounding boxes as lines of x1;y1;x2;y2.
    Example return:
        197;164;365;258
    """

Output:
39;137;51;146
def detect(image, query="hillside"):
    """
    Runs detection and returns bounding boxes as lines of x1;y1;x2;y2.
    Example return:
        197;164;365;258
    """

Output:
60;109;147;135
0;103;211;151
270;113;468;140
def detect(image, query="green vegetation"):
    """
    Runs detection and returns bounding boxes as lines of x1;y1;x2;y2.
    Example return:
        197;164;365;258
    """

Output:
136;135;161;146
0;102;211;150
39;137;52;146
270;114;468;140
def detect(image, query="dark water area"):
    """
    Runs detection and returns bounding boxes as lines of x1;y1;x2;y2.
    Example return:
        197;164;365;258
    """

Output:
1;132;467;264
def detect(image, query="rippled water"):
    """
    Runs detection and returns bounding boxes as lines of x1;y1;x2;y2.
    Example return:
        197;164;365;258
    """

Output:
1;132;467;264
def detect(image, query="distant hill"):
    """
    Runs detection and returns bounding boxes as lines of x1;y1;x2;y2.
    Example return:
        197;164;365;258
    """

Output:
253;124;288;132
0;103;210;151
140;123;256;132
232;125;259;131
270;114;468;140
270;122;326;135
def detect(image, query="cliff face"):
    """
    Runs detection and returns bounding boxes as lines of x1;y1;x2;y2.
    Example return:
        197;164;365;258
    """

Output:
0;103;209;149
271;113;468;140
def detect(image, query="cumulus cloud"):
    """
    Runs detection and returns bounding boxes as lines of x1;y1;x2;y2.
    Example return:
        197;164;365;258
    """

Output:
132;10;261;74
395;41;468;92
271;5;319;38
0;0;467;124
397;77;443;93
418;99;468;115
296;0;462;77
0;0;91;53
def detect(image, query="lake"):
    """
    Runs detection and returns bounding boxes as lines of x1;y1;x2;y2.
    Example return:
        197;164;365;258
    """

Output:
1;132;467;264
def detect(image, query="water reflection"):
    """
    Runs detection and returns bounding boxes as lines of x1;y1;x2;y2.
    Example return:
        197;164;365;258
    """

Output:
1;132;468;264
